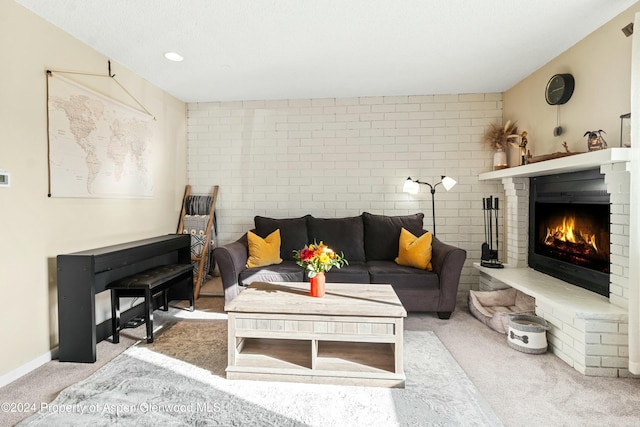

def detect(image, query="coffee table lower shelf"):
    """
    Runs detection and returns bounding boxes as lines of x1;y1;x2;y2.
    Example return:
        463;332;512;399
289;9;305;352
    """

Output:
224;282;407;388
226;337;405;388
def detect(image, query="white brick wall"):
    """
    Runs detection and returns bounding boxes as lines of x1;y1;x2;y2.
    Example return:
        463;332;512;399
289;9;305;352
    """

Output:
187;93;506;292
602;162;631;308
535;303;630;377
502;177;529;268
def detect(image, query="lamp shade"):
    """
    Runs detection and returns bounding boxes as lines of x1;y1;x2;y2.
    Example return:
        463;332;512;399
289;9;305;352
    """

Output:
403;178;420;194
441;176;457;191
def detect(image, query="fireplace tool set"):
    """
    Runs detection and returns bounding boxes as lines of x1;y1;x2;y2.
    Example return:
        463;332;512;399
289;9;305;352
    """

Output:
481;196;504;268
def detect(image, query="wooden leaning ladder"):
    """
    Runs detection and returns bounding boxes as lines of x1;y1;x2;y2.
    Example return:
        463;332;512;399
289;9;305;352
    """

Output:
176;185;219;299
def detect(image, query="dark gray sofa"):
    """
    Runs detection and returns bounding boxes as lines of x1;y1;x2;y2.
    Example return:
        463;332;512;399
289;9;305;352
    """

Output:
213;212;467;318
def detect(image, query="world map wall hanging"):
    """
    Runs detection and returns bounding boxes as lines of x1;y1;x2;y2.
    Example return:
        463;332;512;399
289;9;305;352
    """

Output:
46;71;154;198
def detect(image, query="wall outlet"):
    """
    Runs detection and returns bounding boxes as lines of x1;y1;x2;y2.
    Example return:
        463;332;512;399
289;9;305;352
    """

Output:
0;170;10;187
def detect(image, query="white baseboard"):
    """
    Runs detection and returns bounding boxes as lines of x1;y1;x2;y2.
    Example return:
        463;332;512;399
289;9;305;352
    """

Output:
0;348;57;388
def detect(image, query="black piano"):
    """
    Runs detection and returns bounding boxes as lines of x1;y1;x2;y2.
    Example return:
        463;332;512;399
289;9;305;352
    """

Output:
57;234;191;363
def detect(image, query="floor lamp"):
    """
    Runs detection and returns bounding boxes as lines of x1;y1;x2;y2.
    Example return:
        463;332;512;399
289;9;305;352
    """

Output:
403;176;457;236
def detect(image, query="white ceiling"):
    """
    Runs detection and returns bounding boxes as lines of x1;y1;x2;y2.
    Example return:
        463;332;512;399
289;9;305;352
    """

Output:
15;0;638;103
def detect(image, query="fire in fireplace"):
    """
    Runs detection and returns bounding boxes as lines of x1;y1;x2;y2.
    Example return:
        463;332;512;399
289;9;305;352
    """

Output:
535;203;610;273
529;169;610;297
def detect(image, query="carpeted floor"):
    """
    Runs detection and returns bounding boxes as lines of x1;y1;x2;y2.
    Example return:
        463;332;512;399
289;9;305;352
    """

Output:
17;320;501;426
3;279;640;426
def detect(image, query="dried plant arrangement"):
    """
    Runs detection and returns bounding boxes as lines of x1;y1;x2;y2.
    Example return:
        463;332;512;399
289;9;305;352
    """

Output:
483;120;518;151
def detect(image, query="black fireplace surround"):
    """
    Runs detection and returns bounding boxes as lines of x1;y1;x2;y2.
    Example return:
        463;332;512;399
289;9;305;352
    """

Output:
529;169;610;297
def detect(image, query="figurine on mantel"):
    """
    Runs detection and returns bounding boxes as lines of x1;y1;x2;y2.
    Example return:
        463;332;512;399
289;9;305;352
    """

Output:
518;131;528;165
507;130;530;166
527;141;582;164
584;130;607;151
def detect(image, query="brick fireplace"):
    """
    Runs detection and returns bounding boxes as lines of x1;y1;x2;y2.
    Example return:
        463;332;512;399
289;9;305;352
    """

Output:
476;148;635;377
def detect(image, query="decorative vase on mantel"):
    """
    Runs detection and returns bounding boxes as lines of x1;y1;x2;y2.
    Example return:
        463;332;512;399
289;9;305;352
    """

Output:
310;272;326;297
493;148;508;170
483;120;518;171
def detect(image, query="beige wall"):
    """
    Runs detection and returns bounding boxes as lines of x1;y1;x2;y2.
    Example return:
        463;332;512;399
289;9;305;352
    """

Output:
0;0;187;379
503;3;640;165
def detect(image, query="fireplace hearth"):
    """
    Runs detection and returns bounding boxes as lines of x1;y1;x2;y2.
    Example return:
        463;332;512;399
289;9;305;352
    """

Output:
529;169;610;297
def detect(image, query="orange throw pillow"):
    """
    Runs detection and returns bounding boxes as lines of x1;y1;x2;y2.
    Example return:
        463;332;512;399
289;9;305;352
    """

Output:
246;229;283;268
395;227;433;271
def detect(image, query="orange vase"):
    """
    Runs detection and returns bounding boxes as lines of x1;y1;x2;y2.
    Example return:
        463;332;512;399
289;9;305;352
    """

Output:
309;272;326;297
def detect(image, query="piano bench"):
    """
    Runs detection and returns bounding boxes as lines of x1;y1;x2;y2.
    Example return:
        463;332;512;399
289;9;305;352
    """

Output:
107;263;194;344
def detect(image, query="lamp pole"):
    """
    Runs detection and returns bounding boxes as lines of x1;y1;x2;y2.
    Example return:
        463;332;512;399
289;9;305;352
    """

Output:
418;181;440;236
404;175;456;237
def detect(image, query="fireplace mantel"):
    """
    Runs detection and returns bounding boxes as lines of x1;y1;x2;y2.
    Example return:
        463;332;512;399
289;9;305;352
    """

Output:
478;148;630;181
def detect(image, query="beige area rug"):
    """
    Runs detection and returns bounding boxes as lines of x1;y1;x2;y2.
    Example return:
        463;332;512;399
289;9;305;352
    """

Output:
18;297;502;426
140;308;228;374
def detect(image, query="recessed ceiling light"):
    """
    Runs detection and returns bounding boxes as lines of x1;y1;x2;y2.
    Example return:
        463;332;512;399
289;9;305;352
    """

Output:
164;52;184;62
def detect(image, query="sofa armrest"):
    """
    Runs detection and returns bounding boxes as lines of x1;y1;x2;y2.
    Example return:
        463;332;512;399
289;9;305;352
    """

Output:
212;235;248;303
431;236;467;313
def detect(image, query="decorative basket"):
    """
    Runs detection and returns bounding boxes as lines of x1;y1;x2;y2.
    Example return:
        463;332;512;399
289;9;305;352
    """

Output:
507;314;549;354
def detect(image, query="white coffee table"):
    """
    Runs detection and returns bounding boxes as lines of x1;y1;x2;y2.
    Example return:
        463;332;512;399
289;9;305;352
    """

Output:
224;281;407;388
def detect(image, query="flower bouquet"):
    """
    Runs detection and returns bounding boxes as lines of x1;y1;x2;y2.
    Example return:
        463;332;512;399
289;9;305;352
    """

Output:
293;242;348;297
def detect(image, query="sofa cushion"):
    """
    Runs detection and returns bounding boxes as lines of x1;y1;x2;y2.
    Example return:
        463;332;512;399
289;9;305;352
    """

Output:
324;262;370;284
362;212;425;261
307;216;366;262
246;230;283;268
239;261;304;286
368;260;440;290
395;228;433;271
254;215;310;261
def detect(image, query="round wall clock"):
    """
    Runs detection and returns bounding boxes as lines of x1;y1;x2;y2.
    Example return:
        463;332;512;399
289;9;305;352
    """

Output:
545;73;575;105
